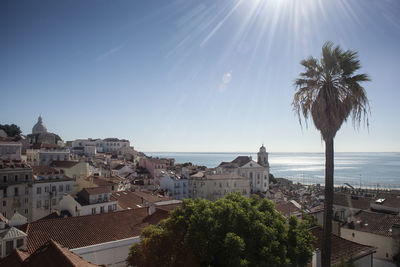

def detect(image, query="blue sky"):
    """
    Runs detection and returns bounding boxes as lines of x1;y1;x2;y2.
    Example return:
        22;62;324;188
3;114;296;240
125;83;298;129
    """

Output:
1;0;399;152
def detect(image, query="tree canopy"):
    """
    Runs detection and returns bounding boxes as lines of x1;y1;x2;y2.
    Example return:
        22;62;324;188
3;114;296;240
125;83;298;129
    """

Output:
0;124;22;137
127;194;314;267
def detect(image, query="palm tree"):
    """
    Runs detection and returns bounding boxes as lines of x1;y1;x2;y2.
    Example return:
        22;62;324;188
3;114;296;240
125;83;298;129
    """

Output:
292;41;370;267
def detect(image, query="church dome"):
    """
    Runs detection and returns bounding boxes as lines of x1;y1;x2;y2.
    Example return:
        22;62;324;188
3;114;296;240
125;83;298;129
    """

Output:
32;116;48;134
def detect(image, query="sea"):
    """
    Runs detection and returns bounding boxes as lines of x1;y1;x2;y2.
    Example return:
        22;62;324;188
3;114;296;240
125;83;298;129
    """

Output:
146;152;400;189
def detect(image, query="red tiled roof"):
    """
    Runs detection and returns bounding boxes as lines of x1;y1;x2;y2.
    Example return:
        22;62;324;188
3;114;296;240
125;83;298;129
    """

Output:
21;240;100;267
346;210;400;237
82;187;110;195
111;190;172;210
275;202;301;217
32;165;63;175
0;213;7;223
155;203;182;212
0;249;29;267
311;226;375;265
333;193;371;210
50;161;79;168
24;208;168;253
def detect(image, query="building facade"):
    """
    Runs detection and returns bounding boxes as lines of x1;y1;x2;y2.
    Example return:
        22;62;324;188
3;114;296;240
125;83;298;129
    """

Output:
159;171;188;200
31;166;74;221
71;138;130;154
0;161;32;220
0;142;22;161
26;144;70;166
189;172;250;201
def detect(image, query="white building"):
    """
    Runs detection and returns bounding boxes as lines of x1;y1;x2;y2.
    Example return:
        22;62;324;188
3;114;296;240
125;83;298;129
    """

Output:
27;144;70;166
340;210;400;263
217;145;270;193
160;171;188;200
0;141;22;161
189;172;250;201
31;166;74;221
71;138;130;154
59;187;118;217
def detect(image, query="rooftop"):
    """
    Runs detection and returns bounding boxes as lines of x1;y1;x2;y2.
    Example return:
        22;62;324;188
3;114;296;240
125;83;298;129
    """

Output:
111;190;172;210
21;208;168;253
82;187;111;195
0;160;30;169
311;226;375;265
50;161;80;168
333;193;371;210
345;210;400;237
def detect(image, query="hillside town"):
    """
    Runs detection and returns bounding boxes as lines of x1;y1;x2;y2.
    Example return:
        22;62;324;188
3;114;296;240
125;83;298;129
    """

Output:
0;117;399;267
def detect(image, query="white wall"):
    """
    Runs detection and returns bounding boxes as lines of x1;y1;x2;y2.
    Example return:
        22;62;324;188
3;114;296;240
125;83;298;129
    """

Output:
71;236;140;266
341;227;395;260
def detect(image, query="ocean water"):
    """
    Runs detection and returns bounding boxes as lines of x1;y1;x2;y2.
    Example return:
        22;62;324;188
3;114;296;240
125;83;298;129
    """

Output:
146;152;400;189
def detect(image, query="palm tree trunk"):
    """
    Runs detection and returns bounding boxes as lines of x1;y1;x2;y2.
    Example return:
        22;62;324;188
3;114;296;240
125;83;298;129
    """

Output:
322;137;334;267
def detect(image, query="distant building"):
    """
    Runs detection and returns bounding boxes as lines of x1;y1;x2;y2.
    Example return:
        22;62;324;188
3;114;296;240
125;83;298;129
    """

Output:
0;142;21;161
217;145;270;193
189;172;250;201
26;143;70;166
71;138;130;154
31;166;74;221
27;116;58;145
50;160;90;180
159;171;188;200
59;187;118;217
139;157;167;178
0;161;32;220
332;193;372;222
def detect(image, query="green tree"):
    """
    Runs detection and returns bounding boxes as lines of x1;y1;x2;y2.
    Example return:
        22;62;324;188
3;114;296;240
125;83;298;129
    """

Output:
269;173;277;184
0;124;22;137
127;194;314;267
292;41;370;267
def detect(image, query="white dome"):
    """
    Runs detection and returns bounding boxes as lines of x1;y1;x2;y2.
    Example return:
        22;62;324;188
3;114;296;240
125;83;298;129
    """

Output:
32;116;48;134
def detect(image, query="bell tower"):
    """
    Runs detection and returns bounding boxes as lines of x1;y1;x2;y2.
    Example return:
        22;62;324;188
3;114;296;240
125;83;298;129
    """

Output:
257;144;269;167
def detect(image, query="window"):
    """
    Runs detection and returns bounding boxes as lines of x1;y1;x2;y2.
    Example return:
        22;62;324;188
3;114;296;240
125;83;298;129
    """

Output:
92;208;96;214
15;175;18;182
52;198;56;206
100;206;105;213
37;187;41;194
24;209;28;214
17;238;24;248
5;240;13;256
36;200;41;208
45;186;49;193
25;174;29;181
24;198;28;204
59;185;63;192
2;188;6;197
108;205;112;212
112;204;117;211
66;185;71;191
44;200;49;209
3;176;6;183
2;200;6;207
14;188;18;196
51;186;56;192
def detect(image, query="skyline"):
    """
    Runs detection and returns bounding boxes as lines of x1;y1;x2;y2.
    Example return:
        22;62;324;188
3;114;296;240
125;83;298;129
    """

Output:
1;0;400;152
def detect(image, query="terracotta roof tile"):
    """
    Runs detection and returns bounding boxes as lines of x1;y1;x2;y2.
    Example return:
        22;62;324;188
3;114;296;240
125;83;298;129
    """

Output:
111;190;172;210
311;226;375;265
0;249;29;267
275;202;301;217
82;187;110;195
346;210;400;237
333;193;371;210
22;240;100;267
24;208;168;253
50;161;79;168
